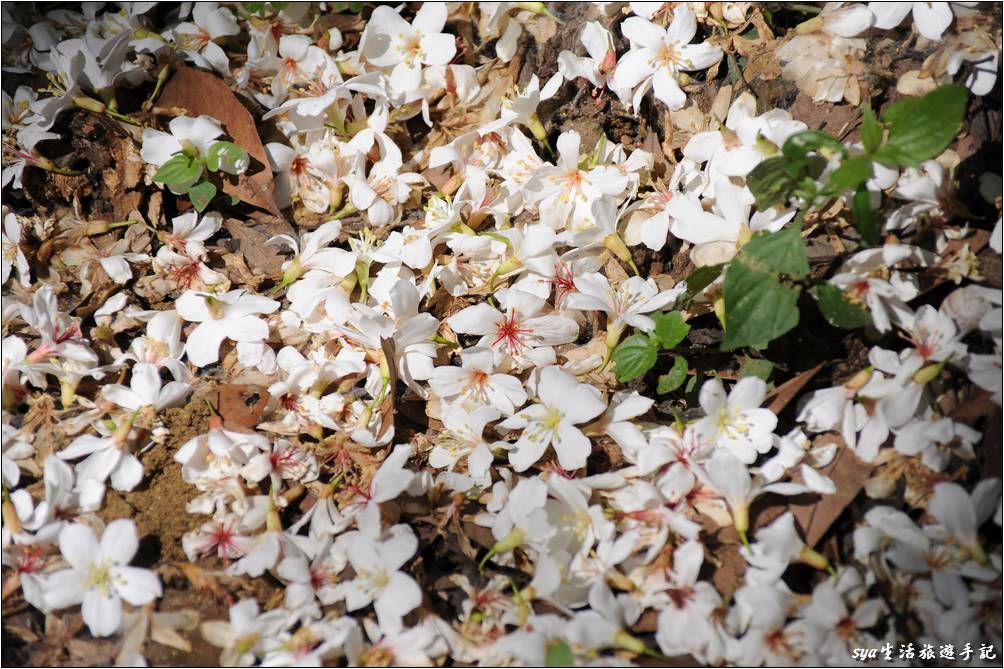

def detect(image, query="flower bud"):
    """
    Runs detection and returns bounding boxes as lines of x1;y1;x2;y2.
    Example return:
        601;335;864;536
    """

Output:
605;321;626;351
517;2;547;14
266;507;283;532
281;258;304;287
492;526;525;555
912;361;945;385
2;500;22;535
795;15;825;34
600;47;618;73
799;545;831;571
60;380;77;408
82;220;114;236
603;233;633;265
733;504;749;537
844;366;874;391
614;630;648;655
527;114;548;143
494;256;523;278
967;540;990;567
73;95;106;113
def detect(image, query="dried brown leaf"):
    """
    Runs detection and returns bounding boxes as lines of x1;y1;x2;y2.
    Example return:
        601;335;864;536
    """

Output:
149;610;199;653
223;216;295;279
523;13;557;44
710;540;746;597
208;384;272;432
791;436;872;546
158;65;281;215
765;363;824;414
172;562;230;601
220;251;265;291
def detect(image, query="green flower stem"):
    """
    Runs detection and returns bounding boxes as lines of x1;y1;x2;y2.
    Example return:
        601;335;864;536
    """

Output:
331;203;358;220
149;63;171;105
73;95;140;126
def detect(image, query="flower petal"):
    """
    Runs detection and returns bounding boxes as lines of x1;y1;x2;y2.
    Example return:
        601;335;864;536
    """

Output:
112;565;163;605
82;590;122;637
101;519;139;564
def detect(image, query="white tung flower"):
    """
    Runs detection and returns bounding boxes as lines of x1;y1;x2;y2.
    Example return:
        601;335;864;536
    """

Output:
613;6;724;111
170;2;240;74
499;365;606;472
447;290;578;368
694;377;778;464
140;115;226;193
43;520;162;637
429;346;527;416
565;271;685;337
869;1;970;41
176;289;279;368
558;21;619;92
2;209;30;287
338;525;422;631
524;130;629;232
100;362;189;413
360;3;456;100
201;598;290;667
429;401;501;485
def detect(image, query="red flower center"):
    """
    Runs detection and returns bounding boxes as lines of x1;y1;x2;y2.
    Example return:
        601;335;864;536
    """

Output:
548;262;577;306
492;311;533;355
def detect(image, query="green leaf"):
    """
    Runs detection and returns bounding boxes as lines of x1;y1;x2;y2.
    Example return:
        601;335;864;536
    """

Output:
612;334;658;383
782;130;846;162
739;357;774;381
189;181;217;212
851;185;880;247
205;147;221;172
746;156;800;210
152;153;201;186
738;227;809;279
678;264;724;307
545;641;574;668
825;155;873;195
651;311;690;350
873;85;967;167
812;283;872;328
657;356;689;394
685;373;698;394
207;141;250;175
860;103;882;154
802;155;830;182
721;260;801;351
